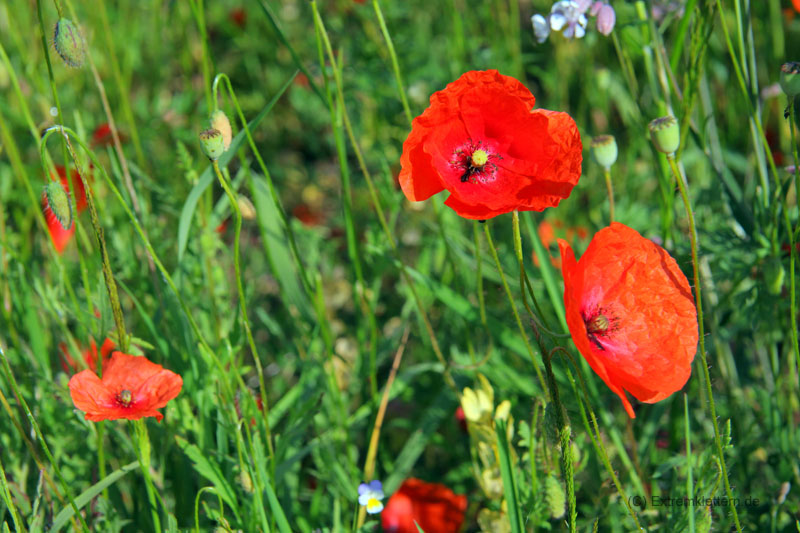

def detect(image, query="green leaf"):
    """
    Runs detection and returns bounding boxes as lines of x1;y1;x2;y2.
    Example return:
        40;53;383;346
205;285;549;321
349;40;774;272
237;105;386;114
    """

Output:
177;72;297;262
175;436;242;523
50;461;139;531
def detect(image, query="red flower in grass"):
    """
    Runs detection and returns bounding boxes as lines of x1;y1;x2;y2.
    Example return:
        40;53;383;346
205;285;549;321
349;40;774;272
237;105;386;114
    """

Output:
68;352;182;422
399;70;582;220
559;223;698;418
794;0;800;13
60;337;115;373
382;478;467;533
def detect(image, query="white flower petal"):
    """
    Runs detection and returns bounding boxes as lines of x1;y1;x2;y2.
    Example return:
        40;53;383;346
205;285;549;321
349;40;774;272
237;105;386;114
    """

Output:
550;13;567;31
531;14;550;43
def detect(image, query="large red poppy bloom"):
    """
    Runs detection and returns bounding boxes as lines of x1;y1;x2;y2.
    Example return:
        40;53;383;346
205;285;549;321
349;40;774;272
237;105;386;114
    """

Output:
559;222;698;418
68;351;182;422
382;478;467;533
399;70;582;220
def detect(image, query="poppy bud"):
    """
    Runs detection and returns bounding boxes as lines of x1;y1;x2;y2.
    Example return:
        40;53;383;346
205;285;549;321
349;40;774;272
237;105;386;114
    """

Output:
211;110;232;151
764;256;785;295
53;18;85;68
591;135;618;169
238;470;254;493
238;196;256;220
199;128;224;160
44;180;73;230
780;62;800;98
545;474;566;519
648;116;680;155
596;4;616;35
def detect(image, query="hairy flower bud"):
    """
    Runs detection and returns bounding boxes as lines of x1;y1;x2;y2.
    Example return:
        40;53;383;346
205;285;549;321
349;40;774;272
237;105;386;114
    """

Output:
199;128;224;160
53;18;85;68
211;110;232;151
44;180;73;230
648;116;680;154
780;62;800;98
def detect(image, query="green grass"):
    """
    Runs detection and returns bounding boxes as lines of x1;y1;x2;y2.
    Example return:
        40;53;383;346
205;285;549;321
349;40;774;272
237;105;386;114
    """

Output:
0;0;799;531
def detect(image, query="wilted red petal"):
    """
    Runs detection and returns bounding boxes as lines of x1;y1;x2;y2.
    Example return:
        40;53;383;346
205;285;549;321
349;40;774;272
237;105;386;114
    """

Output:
559;223;698;418
399;69;581;219
382;478;467;533
68;352;182;422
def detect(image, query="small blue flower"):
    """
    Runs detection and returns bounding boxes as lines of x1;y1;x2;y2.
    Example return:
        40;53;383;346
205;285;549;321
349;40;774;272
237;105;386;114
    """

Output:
358;480;385;514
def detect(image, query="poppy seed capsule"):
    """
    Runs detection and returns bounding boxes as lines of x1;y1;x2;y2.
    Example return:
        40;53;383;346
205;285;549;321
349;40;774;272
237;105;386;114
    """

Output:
211;110;232;151
591;135;618;169
780;62;800;97
53;18;85;68
648;116;680;154
44;180;73;230
199;128;224;160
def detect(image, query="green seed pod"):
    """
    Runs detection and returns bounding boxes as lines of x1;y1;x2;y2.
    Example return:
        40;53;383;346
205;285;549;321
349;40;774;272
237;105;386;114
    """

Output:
780;62;800;98
764;256;785;295
53;18;85;68
591;135;618;169
44;180;73;230
199;128;224;160
211;110;232;152
544;474;565;519
648;116;680;155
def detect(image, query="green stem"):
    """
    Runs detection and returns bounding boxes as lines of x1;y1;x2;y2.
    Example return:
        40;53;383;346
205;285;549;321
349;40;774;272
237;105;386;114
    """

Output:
667;154;742;533
787;97;800;410
371;0;413;126
483;221;547;392
603;168;615;223
211;159;276;467
134;420;162;533
0;452;25;533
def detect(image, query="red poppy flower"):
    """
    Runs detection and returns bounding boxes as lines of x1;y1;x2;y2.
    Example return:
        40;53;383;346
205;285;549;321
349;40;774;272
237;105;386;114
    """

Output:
559;222;698;418
68;351;182;422
382;478;467;533
794;0;800;13
60;337;115;373
399;70;582;220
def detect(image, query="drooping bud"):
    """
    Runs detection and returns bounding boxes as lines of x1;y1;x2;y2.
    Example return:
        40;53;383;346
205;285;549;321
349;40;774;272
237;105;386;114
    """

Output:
53;18;85;68
590;135;618;169
211;110;232;151
596;4;616;36
780;62;800;97
648;116;680;154
43;180;73;230
199;128;224;160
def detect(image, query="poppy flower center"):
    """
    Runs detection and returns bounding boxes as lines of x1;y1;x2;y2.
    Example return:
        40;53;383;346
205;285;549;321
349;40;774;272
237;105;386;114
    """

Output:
117;389;133;407
449;141;500;184
583;308;617;351
586;314;609;334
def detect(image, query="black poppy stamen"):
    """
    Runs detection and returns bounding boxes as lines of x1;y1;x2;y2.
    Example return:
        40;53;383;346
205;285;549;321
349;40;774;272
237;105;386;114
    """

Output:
117;389;133;407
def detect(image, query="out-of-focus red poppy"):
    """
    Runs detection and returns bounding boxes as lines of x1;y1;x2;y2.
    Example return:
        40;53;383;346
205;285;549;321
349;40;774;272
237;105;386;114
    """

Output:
533;219;589;269
292;203;324;226
559;222;698;418
399;69;582;220
454;405;467;432
60;337;115;373
382;478;467;533
229;7;247;28
68;351;182;422
794;0;800;14
90;123;126;148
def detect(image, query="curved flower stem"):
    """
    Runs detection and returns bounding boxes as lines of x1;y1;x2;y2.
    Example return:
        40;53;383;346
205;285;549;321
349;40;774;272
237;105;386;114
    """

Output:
371;0;413;126
133;420;162;533
603;168;615;223
211;160;276;466
41;128;129;354
0;345;89;532
483;222;547;392
666;154;741;533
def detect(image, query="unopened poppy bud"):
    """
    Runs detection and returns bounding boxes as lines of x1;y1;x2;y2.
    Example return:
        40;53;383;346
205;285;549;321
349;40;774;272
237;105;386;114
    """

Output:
545;474;566;519
211;110;232;151
764;256;785;295
780;62;800;97
238;196;256;220
238;470;254;493
648;116;680;154
53;18;85;68
199;128;224;160
44;180;73;230
591;135;618;169
596;4;616;35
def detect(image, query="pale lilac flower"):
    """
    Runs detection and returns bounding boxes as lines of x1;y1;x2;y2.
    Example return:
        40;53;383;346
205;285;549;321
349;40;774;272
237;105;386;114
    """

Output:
550;1;588;39
590;1;604;16
596;3;616;35
358;480;385;514
531;13;550;43
576;0;593;12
